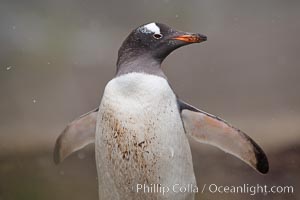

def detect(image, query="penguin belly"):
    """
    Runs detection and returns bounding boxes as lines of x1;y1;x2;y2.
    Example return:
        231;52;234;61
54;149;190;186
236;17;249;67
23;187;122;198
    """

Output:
95;73;196;200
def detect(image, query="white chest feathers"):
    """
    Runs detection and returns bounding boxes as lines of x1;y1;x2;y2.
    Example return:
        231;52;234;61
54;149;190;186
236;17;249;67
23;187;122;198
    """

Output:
102;72;172;107
95;73;196;200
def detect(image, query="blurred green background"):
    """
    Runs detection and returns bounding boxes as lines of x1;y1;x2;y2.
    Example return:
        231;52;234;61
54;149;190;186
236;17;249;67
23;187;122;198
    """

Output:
0;0;299;199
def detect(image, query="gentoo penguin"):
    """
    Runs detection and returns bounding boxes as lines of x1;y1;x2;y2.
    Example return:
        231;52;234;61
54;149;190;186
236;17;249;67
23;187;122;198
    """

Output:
54;22;269;200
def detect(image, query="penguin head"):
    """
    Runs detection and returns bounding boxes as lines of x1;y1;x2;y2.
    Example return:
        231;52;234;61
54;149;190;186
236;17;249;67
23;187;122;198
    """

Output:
117;22;207;66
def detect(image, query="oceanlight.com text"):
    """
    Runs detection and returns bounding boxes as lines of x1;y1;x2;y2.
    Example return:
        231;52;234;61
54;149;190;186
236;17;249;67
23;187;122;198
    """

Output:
201;183;294;196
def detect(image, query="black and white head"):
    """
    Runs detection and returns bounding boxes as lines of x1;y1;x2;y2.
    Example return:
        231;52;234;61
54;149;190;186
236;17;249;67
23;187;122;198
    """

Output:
117;22;207;69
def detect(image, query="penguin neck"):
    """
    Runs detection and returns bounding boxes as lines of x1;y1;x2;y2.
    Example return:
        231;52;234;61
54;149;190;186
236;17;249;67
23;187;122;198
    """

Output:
116;55;166;78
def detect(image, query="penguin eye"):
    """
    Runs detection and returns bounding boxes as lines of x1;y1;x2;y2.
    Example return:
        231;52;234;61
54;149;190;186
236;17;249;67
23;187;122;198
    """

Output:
153;33;163;39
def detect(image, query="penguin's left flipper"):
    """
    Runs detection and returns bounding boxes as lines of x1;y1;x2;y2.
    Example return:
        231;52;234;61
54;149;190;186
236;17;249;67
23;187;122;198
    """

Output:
53;108;98;164
178;100;269;174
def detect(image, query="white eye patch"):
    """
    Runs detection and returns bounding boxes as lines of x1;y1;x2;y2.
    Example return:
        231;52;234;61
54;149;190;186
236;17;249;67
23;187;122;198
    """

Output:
138;22;161;34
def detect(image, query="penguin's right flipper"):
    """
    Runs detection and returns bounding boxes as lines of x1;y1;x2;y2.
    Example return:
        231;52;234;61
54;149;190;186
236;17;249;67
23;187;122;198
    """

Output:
53;108;98;164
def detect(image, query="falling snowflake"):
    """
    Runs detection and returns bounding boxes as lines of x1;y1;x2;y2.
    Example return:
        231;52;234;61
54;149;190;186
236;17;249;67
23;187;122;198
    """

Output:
6;66;12;70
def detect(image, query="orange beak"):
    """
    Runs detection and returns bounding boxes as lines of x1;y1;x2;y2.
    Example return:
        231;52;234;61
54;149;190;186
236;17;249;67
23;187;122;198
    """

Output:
173;33;207;43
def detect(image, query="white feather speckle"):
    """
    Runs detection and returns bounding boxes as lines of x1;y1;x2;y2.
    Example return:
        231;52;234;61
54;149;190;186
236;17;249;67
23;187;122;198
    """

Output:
138;22;160;34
